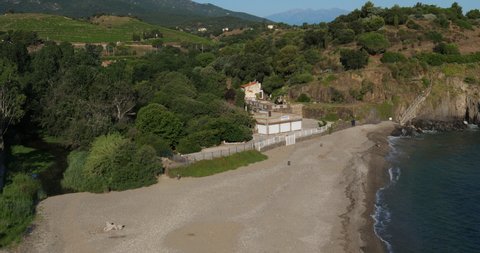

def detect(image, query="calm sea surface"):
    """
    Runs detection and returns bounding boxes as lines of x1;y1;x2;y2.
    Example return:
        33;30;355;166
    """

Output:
374;128;480;253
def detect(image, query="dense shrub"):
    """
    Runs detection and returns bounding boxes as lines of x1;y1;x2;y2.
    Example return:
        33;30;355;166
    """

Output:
417;52;480;66
416;53;445;66
335;29;356;44
464;76;477;84
262;75;285;94
188;129;222;147
176;137;202;154
136;103;182;145
340;49;369;70
381;52;407;63
357;32;390;55
466;9;480;20
433;43;460;55
362;16;385;32
108;144;161;190
223;125;252;143
454;19;473;30
425;31;444;43
62;134;162;192
296;93;311;103
350;81;374;101
135;133;173;157
61;151;90;192
435;14;450;28
289;72;314;85
195;52;215;67
330;87;345;103
303;29;328;48
406;20;422;30
388;59;426;79
0;174;40;247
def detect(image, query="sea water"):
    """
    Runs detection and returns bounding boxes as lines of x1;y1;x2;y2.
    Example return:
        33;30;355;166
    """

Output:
374;128;480;253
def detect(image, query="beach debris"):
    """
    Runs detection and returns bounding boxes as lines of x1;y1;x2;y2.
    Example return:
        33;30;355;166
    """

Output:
104;222;125;232
287;161;291;166
176;174;181;180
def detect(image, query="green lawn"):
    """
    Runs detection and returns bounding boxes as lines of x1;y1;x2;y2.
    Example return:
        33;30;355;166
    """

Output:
0;13;212;44
8;145;55;175
169;150;268;178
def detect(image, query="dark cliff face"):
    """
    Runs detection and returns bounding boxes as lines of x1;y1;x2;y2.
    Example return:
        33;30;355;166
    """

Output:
404;78;480;131
465;96;480;124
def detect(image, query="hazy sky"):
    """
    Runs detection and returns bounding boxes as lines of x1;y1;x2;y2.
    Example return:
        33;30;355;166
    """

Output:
195;0;480;17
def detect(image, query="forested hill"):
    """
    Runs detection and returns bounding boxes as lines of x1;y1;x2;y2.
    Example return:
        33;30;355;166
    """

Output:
0;0;269;27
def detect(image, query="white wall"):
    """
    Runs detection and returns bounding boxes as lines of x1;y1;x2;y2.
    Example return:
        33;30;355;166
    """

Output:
269;124;280;134
280;123;291;133
257;120;302;135
292;121;302;131
257;124;267;135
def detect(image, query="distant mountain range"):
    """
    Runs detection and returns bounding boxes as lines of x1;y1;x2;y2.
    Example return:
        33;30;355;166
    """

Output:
266;8;349;25
0;0;270;27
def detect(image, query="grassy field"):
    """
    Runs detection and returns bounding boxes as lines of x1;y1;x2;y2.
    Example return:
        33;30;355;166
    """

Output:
168;150;268;178
0;13;212;44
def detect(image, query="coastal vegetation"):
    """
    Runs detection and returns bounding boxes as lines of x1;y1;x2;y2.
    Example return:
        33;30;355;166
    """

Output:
168;150;267;178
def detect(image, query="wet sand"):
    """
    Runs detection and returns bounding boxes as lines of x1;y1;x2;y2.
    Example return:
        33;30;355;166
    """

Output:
11;122;394;253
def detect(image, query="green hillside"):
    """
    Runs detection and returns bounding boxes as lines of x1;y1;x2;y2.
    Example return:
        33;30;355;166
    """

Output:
0;13;212;44
0;0;269;27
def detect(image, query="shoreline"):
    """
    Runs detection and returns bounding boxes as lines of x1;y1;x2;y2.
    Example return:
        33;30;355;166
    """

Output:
360;126;393;253
11;122;394;253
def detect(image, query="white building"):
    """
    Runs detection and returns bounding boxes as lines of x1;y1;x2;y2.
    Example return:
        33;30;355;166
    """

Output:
222;27;229;32
241;81;264;101
255;113;302;135
198;27;208;32
267;25;275;30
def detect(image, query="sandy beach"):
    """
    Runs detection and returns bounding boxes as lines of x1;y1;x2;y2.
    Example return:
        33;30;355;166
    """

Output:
11;122;394;253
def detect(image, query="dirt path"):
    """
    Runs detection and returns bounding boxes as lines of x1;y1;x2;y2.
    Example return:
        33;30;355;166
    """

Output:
14;122;394;253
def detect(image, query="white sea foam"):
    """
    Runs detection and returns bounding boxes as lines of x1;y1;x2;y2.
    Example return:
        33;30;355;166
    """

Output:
373;166;401;253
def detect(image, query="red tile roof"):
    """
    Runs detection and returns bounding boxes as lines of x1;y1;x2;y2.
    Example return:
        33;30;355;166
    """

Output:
241;81;259;88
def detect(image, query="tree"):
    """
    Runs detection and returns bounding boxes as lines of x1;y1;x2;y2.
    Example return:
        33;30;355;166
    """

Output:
361;1;376;18
62;134;162;192
275;45;308;77
383;5;408;26
450;2;464;19
466;9;480;19
0;59;25;189
263;75;285;94
195;52;215;67
303;29;328;48
111;80;136;122
151;39;163;49
340;49;369;70
362;16;385;32
335;29;355;44
357;32;390;55
135;103;182;145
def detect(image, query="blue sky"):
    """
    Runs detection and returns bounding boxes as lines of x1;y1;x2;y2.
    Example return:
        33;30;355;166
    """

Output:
195;0;480;17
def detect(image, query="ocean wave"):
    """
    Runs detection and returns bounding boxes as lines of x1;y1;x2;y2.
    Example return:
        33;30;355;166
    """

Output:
373;167;401;253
